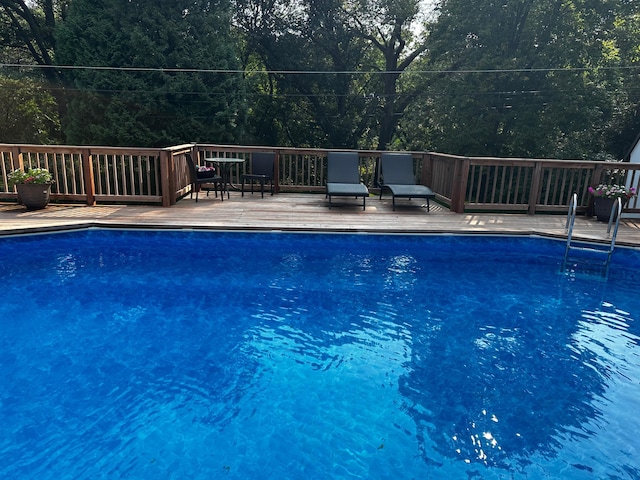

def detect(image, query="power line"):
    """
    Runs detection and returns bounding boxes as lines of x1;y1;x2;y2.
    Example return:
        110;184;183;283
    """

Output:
6;78;640;100
2;63;640;75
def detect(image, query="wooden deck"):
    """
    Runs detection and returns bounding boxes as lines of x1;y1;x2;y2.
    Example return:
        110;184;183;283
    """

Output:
2;193;640;246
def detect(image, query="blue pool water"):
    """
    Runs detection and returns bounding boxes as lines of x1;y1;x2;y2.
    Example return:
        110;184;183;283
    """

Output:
1;229;639;479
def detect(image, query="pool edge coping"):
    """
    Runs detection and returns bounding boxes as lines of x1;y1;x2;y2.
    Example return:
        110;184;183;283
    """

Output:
2;221;639;249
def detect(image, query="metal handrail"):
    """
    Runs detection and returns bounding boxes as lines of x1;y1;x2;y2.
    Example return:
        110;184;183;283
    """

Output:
565;193;577;233
563;193;619;276
563;193;578;264
607;197;622;240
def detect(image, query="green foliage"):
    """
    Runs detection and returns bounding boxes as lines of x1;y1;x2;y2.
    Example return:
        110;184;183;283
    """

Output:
55;0;247;147
0;0;59;66
396;0;640;159
236;0;426;149
236;0;376;148
0;76;61;143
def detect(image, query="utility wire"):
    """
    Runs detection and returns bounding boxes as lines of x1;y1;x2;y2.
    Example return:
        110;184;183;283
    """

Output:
4;83;630;99
6;79;640;99
2;63;640;75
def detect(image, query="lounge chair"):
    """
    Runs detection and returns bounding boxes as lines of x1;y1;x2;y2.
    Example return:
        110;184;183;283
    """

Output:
185;153;223;202
326;152;369;210
380;153;435;211
241;152;275;198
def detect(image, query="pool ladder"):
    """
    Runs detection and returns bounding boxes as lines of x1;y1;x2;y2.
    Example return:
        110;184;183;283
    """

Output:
562;193;621;277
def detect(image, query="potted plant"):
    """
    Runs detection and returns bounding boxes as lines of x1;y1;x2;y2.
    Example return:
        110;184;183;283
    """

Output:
8;167;54;210
588;183;637;222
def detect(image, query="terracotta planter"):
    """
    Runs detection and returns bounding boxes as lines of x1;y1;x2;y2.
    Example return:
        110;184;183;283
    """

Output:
593;197;624;222
16;183;52;210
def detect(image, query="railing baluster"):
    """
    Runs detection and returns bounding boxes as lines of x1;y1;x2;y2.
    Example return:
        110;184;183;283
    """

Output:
107;155;114;195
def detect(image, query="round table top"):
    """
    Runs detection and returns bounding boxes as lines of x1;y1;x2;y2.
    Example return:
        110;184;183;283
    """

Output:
204;157;245;164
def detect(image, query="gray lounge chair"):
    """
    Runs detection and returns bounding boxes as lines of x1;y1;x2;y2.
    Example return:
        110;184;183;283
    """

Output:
326;152;369;210
380;153;435;211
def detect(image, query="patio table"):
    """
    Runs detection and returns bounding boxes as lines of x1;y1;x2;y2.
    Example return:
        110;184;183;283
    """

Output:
204;157;245;199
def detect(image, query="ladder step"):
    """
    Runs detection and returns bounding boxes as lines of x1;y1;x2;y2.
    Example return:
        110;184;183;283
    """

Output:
565;255;608;265
562;259;610;277
568;245;610;254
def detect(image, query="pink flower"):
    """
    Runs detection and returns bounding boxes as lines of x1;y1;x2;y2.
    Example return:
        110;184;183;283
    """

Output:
589;183;637;198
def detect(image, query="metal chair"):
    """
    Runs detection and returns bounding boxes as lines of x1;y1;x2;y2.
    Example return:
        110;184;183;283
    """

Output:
241;152;275;198
185;153;223;202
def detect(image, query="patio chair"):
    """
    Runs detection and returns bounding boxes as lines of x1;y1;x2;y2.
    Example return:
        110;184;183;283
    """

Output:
185;153;223;202
379;152;435;211
326;151;369;210
241;152;275;198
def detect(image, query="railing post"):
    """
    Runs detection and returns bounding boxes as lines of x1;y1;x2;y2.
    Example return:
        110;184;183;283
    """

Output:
160;149;174;207
274;150;280;194
10;146;23;171
528;161;543;214
82;149;96;205
420;152;433;187
591;164;605;186
450;157;469;213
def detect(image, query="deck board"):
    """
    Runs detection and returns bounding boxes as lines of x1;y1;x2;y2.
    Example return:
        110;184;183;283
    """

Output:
2;193;640;246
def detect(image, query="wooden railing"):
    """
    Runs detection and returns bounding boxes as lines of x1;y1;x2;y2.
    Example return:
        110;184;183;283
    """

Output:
426;152;640;214
2;142;639;215
0;144;166;205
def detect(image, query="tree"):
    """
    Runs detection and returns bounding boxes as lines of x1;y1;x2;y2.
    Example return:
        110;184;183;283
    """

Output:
236;0;376;148
0;0;68;83
599;3;640;159
344;0;428;150
1;0;68;143
235;0;428;150
398;0;640;159
0;75;60;143
55;0;247;147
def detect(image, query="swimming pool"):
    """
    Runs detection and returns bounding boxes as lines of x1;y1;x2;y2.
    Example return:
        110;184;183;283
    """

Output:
1;229;639;479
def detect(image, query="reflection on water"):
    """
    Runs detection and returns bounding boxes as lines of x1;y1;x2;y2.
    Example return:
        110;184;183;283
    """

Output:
398;275;640;476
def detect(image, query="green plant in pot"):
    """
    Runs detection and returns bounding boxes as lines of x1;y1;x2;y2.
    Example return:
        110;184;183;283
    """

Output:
8;167;54;210
588;183;637;222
